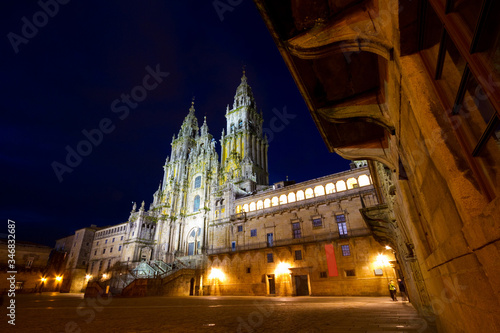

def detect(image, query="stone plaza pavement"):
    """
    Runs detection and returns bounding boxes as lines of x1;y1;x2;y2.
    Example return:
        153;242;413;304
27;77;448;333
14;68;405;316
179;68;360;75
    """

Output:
2;293;437;333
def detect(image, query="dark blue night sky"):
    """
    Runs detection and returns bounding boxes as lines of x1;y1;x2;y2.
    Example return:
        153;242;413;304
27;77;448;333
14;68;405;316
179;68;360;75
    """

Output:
1;0;350;246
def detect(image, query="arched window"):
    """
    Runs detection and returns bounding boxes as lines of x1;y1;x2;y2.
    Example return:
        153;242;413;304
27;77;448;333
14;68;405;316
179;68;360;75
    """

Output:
264;198;271;208
325;183;335;194
243;204;249;212
236;205;242;214
194;176;201;189
296;190;305;201
249;202;256;211
257;200;263;210
358;174;371;187
336;180;347;191
279;194;287;205
193;195;200;212
187;228;200;256
271;196;279;206
347;178;358;189
305;188;314;199
288;192;296;203
314;185;325;196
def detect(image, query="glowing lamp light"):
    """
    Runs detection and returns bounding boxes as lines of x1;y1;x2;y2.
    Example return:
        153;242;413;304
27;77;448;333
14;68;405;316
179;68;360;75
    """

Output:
41;277;47;282
55;276;62;282
208;268;225;282
375;254;390;267
85;274;92;280
102;274;108;279
385;245;392;250
274;262;291;275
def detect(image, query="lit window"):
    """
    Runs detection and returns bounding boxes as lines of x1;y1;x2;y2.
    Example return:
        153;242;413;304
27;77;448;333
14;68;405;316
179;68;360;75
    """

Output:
341;245;351;256
358;175;370;187
288;192;296;203
257;200;263;210
347;178;358;189
271;197;279;206
337;214;348;237
264;198;271;208
236;205;242;213
325;183;335;194
279;194;287;205
193;195;201;212
305;188;314;199
243;204;249;212
250;229;257;237
249;202;256;211
314;185;325;196
267;253;274;263
312;218;323;228
194;176;201;189
296;190;305;201
336;180;346;191
295;250;302;260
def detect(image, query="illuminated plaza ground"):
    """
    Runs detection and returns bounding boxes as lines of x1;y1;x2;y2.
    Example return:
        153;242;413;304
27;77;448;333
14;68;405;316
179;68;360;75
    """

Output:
3;293;437;332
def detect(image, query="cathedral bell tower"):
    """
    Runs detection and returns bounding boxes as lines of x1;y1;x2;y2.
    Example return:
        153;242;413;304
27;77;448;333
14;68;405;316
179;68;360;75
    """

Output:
220;70;269;191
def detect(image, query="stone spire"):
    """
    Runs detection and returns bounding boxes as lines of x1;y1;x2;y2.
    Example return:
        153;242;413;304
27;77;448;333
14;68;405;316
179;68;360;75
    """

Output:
179;99;199;138
200;116;209;136
233;69;256;109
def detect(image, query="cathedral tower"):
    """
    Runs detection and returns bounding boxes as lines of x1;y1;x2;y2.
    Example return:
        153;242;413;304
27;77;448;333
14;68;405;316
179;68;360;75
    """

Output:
220;71;269;192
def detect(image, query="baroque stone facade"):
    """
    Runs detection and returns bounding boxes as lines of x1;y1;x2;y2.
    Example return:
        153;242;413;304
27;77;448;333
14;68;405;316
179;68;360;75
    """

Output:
63;72;399;298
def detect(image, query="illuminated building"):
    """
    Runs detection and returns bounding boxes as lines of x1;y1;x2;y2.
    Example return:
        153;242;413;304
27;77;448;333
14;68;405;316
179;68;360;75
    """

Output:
64;72;399;297
253;0;500;331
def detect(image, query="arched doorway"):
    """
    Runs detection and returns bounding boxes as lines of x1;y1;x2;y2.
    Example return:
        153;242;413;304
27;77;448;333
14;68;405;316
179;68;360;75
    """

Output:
189;278;195;296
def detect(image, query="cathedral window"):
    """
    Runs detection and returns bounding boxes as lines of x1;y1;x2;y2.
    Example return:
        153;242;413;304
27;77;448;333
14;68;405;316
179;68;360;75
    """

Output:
237;225;243;232
271;196;279;206
336;180;347;192
193;195;201;212
187;229;198;256
264;198;271;208
347;178;358;189
250;229;257;237
326;183;335;194
305;188;314;199
296;190;305;201
312;218;323;228
236;205;242;214
358;175;371;187
288;192;296;203
249;202;256;211
257;200;263;210
292;222;301;239
279;194;287;205
194;176;201;189
243;204;249;212
314;185;325;196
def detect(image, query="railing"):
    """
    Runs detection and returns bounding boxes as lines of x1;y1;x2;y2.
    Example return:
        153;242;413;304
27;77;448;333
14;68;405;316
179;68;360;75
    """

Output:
207;228;370;255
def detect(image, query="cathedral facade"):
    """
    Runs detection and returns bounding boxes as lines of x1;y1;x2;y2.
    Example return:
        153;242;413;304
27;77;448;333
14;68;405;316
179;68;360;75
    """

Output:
61;72;394;297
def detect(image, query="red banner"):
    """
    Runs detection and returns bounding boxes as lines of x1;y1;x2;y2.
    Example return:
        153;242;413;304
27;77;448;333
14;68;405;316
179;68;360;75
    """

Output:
325;244;338;277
